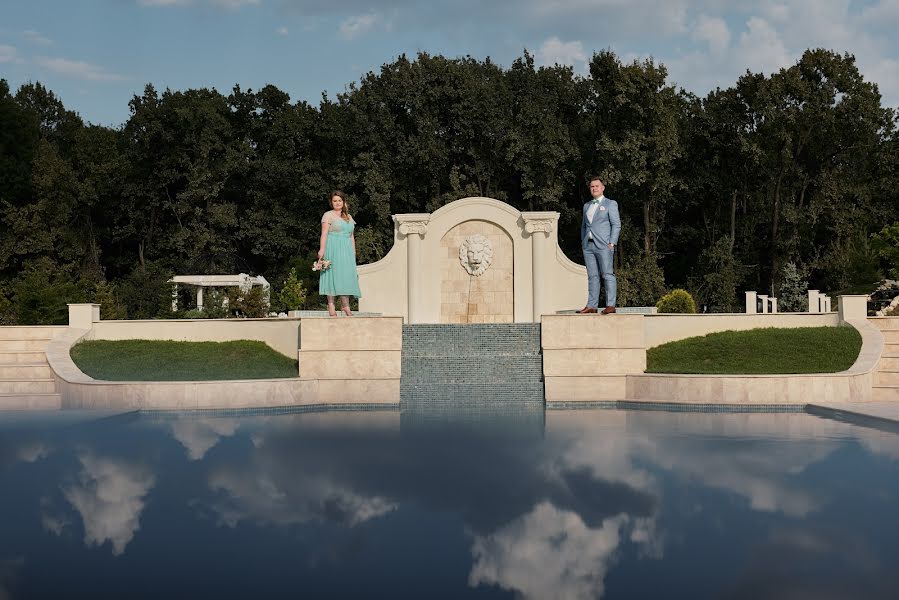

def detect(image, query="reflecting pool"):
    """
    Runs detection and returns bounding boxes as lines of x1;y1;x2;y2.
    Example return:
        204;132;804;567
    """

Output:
2;406;899;599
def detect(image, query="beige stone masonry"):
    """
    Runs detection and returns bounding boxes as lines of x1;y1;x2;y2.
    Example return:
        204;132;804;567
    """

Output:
298;318;402;402
628;319;881;404
543;314;646;402
90;318;301;359
439;220;514;324
542;314;645;349
45;318;403;410
0;325;64;410
298;317;402;351
299;350;401;379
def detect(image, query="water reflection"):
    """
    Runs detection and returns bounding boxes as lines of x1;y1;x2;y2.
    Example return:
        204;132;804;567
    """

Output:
0;407;897;598
59;453;156;556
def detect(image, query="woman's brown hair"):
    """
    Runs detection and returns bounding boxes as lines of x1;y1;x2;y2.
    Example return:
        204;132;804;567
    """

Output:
330;190;350;221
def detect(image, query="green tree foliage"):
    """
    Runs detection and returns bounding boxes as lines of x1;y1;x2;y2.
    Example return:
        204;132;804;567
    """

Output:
698;237;743;312
617;253;667;307
872;223;899;279
778;261;809;312
278;267;307;311
656;289;697;313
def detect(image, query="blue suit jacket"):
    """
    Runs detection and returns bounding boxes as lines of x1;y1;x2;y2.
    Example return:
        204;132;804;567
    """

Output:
581;197;621;249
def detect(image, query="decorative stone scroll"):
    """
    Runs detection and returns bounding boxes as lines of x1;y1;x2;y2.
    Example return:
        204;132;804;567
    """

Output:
396;217;430;237
524;219;554;234
459;234;494;276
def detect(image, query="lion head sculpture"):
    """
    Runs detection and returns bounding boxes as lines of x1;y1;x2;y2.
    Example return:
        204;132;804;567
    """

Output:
459;234;494;276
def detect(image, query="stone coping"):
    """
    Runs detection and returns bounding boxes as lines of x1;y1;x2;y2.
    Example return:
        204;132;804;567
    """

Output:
35;316;889;411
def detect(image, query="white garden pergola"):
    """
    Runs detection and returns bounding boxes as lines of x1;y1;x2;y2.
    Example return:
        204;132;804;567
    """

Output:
169;274;270;312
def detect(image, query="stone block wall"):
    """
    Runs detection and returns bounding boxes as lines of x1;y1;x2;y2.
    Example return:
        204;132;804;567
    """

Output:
440;220;513;324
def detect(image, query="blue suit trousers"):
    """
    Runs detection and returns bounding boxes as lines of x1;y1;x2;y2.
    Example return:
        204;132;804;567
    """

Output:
584;242;616;308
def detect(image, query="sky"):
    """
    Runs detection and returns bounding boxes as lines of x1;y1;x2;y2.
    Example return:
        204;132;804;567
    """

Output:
2;0;898;128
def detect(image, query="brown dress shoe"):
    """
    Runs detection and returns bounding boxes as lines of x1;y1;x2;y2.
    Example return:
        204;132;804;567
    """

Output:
577;307;598;314
601;306;616;315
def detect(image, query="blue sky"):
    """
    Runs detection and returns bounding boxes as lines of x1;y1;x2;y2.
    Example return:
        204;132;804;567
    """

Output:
2;0;898;127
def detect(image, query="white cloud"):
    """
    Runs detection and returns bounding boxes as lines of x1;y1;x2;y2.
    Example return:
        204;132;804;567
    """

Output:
206;467;397;528
138;0;192;6
63;454;156;556
34;56;128;82
469;503;630;600
693;15;730;54
537;37;587;69
0;45;18;63
736;16;793;74
15;441;50;463
169;418;239;460
23;30;52;45
277;26;289;35
339;13;380;40
210;0;262;8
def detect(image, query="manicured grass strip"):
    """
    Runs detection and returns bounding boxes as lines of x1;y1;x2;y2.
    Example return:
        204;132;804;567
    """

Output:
646;326;862;374
71;340;298;381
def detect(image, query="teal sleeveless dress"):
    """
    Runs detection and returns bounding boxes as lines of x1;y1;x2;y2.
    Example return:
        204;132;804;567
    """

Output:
319;214;362;298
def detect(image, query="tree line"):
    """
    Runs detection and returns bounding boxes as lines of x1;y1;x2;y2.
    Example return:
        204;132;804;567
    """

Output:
1;48;897;323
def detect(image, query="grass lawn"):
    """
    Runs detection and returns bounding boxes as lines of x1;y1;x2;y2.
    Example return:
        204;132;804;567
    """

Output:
71;340;298;381
646;326;862;374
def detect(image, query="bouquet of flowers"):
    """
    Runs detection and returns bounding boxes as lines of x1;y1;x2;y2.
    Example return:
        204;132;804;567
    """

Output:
312;258;332;272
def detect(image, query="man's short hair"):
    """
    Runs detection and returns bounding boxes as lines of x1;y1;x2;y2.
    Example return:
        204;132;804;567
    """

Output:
588;175;604;184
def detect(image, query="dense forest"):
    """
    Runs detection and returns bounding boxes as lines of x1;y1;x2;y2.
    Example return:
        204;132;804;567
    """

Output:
1;48;898;324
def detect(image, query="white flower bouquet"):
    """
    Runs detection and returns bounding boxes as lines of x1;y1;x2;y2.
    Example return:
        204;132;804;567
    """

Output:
312;259;332;272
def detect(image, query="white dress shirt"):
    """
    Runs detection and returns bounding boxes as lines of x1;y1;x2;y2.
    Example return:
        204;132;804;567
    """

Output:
587;195;604;239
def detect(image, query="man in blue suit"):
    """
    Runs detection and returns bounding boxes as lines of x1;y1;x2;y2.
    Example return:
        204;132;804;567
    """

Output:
579;175;621;314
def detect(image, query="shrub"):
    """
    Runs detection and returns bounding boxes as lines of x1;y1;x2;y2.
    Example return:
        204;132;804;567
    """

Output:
698;237;743;312
656;288;697;313
226;285;269;318
278;268;307;311
778;261;808;312
12;258;85;325
617;253;668;307
872;222;899;279
118;262;174;319
92;279;128;320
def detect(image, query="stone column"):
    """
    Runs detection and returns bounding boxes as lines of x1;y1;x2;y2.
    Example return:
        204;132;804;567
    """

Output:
394;214;431;324
523;213;557;322
196;286;204;312
759;294;769;314
68;303;101;330
808;289;819;313
770;298;778;313
745;291;757;314
838;295;867;321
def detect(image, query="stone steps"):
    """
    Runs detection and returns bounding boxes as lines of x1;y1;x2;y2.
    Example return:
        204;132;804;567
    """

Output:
0;379;58;394
0;327;66;340
0;326;62;410
0;393;62;410
0;351;48;365
869;317;899;331
400;323;544;404
0;364;53;379
0;339;51;352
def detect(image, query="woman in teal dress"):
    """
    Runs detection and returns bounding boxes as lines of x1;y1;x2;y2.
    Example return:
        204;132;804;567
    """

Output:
317;190;362;316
